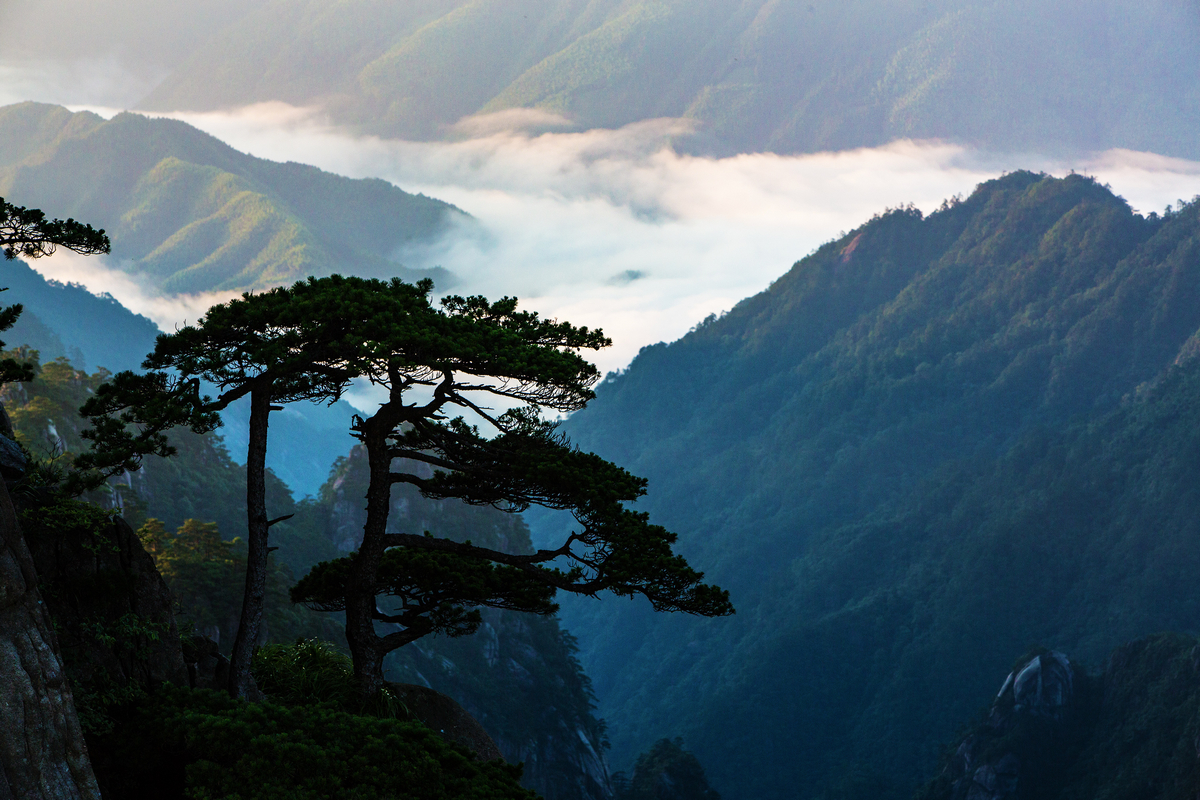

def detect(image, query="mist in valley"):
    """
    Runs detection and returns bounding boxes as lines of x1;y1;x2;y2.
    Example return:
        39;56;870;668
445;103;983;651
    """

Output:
6;4;1200;800
13;101;1200;376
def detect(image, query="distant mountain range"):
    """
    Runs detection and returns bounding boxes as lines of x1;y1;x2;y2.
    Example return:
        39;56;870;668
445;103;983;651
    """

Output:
0;102;462;294
546;173;1200;799
120;0;1200;159
0;259;356;497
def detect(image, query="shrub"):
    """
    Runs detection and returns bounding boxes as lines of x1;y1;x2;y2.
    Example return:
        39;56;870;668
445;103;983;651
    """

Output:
101;684;537;800
252;638;406;718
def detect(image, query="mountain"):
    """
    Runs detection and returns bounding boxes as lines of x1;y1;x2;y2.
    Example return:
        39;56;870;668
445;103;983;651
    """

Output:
541;173;1200;799
132;0;1200;159
0;258;357;496
0;102;462;294
0;352;615;799
1;259;161;374
917;635;1200;800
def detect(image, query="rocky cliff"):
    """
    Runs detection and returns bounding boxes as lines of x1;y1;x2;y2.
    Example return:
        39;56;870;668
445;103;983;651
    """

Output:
0;439;100;799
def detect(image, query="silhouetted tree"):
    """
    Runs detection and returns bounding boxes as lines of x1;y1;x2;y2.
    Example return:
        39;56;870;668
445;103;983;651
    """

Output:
0;197;109;385
288;278;734;697
80;275;733;703
76;277;367;698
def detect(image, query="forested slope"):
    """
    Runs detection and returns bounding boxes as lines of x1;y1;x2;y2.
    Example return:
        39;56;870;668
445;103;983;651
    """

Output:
549;172;1200;799
133;0;1200;159
0;346;613;799
0;102;460;294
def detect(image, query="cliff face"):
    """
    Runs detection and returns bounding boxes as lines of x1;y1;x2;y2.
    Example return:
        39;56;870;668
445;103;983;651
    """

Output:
0;479;100;799
22;510;190;698
319;445;614;800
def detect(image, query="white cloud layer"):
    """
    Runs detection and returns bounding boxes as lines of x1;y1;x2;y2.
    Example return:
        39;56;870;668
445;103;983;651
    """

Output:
28;103;1200;382
25;252;241;333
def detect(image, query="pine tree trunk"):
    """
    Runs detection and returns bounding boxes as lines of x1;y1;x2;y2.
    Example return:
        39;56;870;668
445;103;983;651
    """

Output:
228;384;271;699
0;479;101;799
346;402;402;700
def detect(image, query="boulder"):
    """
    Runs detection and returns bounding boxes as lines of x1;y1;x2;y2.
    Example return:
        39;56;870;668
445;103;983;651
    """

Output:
925;651;1079;800
994;651;1073;719
181;635;231;692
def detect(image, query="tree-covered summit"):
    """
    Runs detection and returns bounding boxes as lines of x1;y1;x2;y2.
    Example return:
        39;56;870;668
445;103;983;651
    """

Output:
0;102;462;294
550;172;1200;798
115;0;1200;159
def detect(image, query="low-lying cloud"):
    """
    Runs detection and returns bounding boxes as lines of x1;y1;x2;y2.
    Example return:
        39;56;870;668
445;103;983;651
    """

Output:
24;252;241;334
29;103;1200;378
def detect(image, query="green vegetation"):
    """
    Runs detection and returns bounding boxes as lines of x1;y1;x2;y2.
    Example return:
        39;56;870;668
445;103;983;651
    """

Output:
313;443;614;799
1;194;109;261
98;685;536;800
77;276;398;697
79;274;730;700
13;487;537;799
0;350;292;539
133;0;1200;158
3;346;612;796
252;639;405;718
0;193;110;384
0;102;461;294
546;173;1200;798
135;517;320;650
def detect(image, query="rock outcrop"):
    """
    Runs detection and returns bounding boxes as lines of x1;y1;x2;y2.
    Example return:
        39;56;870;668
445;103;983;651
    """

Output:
390;683;504;762
933;651;1079;800
22;511;189;694
0;479;100;799
920;637;1200;800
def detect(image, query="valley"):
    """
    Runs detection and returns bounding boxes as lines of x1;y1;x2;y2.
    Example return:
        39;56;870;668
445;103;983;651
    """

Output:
2;5;1200;799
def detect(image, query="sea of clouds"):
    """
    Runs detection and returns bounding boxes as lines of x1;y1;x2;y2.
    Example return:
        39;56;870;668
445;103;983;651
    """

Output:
3;73;1199;379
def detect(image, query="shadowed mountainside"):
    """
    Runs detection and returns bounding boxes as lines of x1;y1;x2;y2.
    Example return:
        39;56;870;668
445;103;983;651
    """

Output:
544;172;1200;799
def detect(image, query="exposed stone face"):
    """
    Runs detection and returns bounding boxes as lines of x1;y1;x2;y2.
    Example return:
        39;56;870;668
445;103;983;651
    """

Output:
930;652;1078;800
23;513;188;693
995;651;1073;719
181;635;231;692
0;479;100;800
0;435;26;484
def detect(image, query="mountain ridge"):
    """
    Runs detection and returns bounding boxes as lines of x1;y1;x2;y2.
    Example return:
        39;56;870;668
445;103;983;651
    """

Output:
545;172;1200;798
129;0;1200;159
0;101;462;294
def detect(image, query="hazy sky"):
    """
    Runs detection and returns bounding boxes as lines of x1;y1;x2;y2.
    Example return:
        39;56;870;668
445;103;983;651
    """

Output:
22;102;1200;384
0;0;255;104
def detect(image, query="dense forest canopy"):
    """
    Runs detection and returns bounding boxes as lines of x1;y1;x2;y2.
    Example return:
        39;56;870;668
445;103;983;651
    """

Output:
4;2;1200;791
546;172;1200;798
